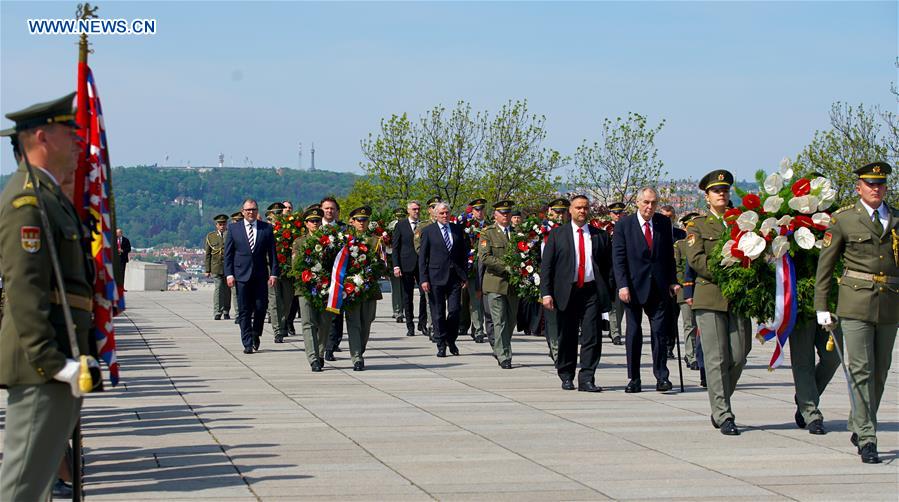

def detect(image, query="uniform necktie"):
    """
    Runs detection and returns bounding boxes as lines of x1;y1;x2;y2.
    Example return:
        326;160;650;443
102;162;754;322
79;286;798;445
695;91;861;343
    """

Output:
872;210;884;236
504;227;510;240
644;221;653;250
442;224;452;250
577;228;585;288
248;223;255;251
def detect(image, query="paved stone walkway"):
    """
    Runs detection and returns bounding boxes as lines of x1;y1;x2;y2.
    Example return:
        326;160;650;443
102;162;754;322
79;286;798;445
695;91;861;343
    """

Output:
2;290;897;500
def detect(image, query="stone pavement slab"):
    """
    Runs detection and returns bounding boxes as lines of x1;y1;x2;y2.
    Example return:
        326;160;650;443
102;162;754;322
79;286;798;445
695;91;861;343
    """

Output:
1;289;897;500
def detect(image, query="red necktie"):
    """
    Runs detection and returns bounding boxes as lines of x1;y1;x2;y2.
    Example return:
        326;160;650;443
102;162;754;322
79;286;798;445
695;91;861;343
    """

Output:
577;228;585;288
644;222;653;250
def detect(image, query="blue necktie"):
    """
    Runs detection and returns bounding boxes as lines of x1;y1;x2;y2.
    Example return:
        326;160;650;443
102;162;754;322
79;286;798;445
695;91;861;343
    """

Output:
442;224;452;250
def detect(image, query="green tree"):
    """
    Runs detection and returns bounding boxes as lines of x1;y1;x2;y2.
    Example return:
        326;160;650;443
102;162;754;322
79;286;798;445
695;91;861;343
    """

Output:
358;113;425;210
569;112;667;207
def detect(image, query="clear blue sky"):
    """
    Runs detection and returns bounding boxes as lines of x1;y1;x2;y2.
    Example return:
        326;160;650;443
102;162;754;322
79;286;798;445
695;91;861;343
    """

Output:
1;1;896;182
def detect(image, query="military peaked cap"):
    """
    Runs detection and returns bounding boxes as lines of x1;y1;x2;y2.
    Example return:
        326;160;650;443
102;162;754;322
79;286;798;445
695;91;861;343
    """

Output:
304;207;324;221
1;92;78;136
350;206;372;220
493;200;514;213
427;196;443;207
213;214;229;223
468;198;487;209
608;201;626;212
698;169;734;192
548;197;570;211
855;162;891;184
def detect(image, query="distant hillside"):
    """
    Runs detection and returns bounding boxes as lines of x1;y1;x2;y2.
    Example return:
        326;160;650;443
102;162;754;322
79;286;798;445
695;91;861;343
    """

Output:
1;166;358;248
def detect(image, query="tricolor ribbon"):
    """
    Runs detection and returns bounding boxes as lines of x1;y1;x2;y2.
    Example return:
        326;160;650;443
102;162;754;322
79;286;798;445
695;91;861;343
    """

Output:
756;253;798;370
325;238;352;314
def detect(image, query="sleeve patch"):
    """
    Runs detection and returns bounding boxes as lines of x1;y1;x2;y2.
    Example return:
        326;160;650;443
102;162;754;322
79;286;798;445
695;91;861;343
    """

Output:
822;232;832;247
12;195;38;208
687;233;696;247
21;226;41;253
480;239;488;248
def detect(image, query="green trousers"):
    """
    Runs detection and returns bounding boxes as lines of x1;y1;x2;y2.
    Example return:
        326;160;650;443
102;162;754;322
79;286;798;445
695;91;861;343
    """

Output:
298;295;333;366
694;309;752;425
275;278;295;336
267;284;281;336
545;307;559;363
346;299;378;364
840;318;897;447
609;296;624;339
459;283;485;339
0;384;81;502
487;292;518;363
680;303;697;365
212;274;231;316
389;275;404;317
788;319;841;424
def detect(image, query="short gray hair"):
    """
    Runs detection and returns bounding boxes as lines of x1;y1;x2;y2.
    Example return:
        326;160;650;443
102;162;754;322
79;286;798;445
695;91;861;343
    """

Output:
407;200;421;209
434;201;451;213
636;186;659;201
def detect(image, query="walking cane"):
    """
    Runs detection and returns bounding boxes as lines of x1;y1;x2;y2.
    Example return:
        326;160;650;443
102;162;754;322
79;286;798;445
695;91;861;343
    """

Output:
673;301;685;392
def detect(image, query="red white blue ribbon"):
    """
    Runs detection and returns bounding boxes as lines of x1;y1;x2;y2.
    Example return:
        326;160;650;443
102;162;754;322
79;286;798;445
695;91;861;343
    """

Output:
756;253;798;370
326;238;352;314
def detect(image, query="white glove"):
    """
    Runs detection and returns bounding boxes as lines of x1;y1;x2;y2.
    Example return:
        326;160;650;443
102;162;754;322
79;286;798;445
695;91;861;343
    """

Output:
53;359;85;397
816;311;834;327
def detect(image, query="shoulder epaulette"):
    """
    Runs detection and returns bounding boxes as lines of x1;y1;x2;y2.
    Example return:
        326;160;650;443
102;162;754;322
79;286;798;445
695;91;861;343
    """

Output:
685;221;695;228
11;195;38;208
834;204;854;215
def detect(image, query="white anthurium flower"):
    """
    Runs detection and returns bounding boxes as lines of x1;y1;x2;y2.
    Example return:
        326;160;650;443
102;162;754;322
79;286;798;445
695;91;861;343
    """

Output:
525;265;534;273
736;211;759;232
352;274;364;286
771;235;790;258
812;212;830;228
719;239;739;267
776;215;793;227
763;195;784;213
818;188;836;210
788;195;818;214
764;173;783;195
809;177;826;191
737;232;766;260
759;217;778;236
815;239;823;249
794;226;815;249
779;157;794;181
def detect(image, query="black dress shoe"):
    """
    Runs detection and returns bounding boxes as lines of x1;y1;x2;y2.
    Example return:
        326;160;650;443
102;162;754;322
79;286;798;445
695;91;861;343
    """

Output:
214;314;222;320
578;382;603;393
612;336;623;345
311;360;323;372
688;361;699;371
561;380;575;390
474;335;485;343
287;327;296;336
850;432;859;450
274;335;284;343
794;409;807;429
625;379;642;393
719;418;740;436
406;329;415;337
324;350;336;361
436;348;447;358
234;317;239;324
353;361;365;371
449;344;460;356
52;479;73;499
253;335;260;351
223;313;230;320
396;316;405;323
499;360;512;369
700;378;707;388
243;347;253;354
859;443;881;464
807;419;826;435
656;379;673;392
333;346;342;352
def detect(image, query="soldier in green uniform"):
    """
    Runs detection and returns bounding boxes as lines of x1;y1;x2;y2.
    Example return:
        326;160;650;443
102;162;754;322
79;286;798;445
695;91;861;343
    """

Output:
265;202;286;337
685;170;752;436
674;212;700;369
292;207;333;371
345;206;385;371
479;200;518;369
415;196;441;339
459;198;489;343
542;197;570;362
388;206;407;323
229;211;243;323
0;93;95;501
607;201;626;345
814;161;898;464
205;214;231;320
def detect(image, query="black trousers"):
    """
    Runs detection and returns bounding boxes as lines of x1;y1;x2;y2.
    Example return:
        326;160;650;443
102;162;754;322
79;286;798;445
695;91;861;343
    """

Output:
401;268;428;333
430;278;463;349
556;282;602;384
236;276;268;349
623;283;670;381
665;296;679;351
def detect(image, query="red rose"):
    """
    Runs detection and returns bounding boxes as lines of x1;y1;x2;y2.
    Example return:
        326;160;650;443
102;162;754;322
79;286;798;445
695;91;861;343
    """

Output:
791;178;811;197
282;230;291;239
359;244;368;252
277;254;287;263
528;231;537;239
319;235;330;245
723;208;742;225
517;241;529;252
345;283;356;294
742;194;761;210
305;248;312;255
294;220;303;228
274;222;282;231
301;270;313;282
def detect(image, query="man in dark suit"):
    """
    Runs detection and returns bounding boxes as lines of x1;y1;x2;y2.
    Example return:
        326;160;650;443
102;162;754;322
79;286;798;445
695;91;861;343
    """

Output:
116;228;131;280
225;198;279;354
541;195;612;392
392;200;429;337
419;202;470;357
613;187;679;393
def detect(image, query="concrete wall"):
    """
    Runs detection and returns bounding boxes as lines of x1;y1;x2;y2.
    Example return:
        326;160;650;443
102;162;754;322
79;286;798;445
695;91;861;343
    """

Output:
124;261;168;291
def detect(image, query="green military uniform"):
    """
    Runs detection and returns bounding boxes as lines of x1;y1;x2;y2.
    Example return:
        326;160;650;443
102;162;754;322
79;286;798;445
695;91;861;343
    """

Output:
814;162;899;462
685;170;752;434
674;212;699;367
293;208;333;370
264;203;290;340
205;214;231;319
479;200;519;366
459;198;489;343
388;207;406;321
607;202;626;345
0;94;93;501
345;206;383;370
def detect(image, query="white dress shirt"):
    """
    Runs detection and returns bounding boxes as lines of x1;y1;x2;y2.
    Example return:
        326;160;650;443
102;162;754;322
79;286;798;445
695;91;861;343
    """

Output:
636;212;654;241
438;222;454;248
861;200;888;235
571;221;595;283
